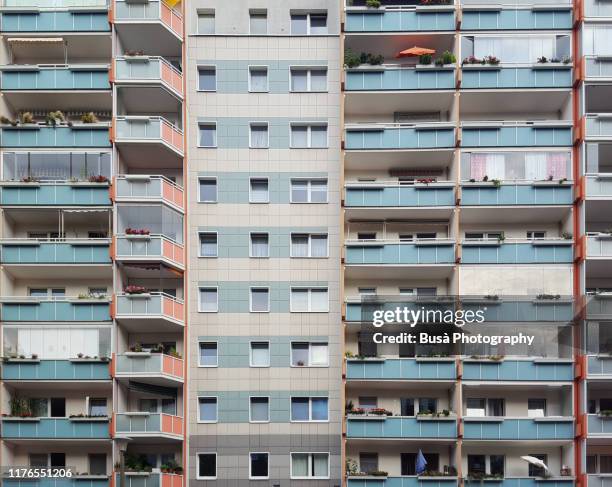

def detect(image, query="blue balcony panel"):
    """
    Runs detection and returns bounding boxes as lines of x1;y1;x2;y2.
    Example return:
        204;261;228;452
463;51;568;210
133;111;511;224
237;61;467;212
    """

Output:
461;299;574;322
346;185;455;207
1;12;110;32
346;358;456;380
346;300;456;322
3;478;109;487
2;359;110;381
345;8;455;32
1;300;111;322
461;67;572;89
461;125;572;147
588;414;612;435
348;477;458;487
345;242;455;265
461;242;573;264
1;183;110;206
2;417;110;439
461;184;573;205
346;416;457;439
346;67;455;91
461;9;572;30
462;359;574;381
466;479;574;487
0;126;110;148
345;125;455;150
1;241;111;264
463;417;574;440
587;356;612;376
1;68;109;90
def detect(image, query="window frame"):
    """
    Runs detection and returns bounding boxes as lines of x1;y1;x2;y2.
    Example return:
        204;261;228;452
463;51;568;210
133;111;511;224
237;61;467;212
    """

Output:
249;341;270;368
196;452;217;480
290;287;329;313
290;178;328;203
249;287;270;313
290;396;329;422
197;65;217;92
197;396;218;424
198;341;218;368
249;177;270;204
290;452;330;479
249;10;268;35
196;10;215;35
290;341;329;367
248;122;269;148
249;395;270;423
290;12;328;35
290;123;329;149
290;233;329;258
248;66;269;93
198;231;218;258
249;232;270;258
198;177;218;203
198;286;219;313
289;66;328;93
249;452;270;480
198;123;217;148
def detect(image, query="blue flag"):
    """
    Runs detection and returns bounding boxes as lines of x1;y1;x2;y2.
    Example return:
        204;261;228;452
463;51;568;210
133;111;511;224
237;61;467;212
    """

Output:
416;450;428;475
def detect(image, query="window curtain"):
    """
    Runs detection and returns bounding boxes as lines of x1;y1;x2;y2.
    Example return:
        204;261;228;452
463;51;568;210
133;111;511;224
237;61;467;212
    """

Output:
251;237;268;257
310;289;328;311
546;153;568;179
486;153;505;179
312;454;328;477
310;235;327;257
525;152;548;180
250;126;268;147
310;344;328;365
292;235;309;257
470;153;488;180
18;328;100;358
292;454;309;477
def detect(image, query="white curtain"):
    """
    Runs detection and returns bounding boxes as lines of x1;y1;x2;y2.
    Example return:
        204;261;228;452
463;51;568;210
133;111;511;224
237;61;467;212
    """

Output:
18;328;98;358
310;126;327;148
291;289;309;311
525;152;548;180
584;26;612;56
310;289;328;312
310;70;327;91
199;289;217;312
250;125;268;148
291;126;308;148
292;454;309;477
291;235;309;257
312;454;329;477
310;344;328;366
251;236;269;257
486;153;505;179
251;344;269;366
250;181;268;202
474;37;555;63
310;235;328;257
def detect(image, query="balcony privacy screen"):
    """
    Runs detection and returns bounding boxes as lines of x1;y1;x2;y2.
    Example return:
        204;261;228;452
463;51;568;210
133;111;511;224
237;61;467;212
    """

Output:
3;152;111;181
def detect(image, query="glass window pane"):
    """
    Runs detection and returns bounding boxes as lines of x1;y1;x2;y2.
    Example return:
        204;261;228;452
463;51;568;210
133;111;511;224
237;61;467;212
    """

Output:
199;179;217;202
291;180;308;202
310;343;328;365
198;13;215;34
291;70;308;91
250;179;269;202
198;397;217;421
310;14;327;34
89;398;107;416
199;288;218;312
291;126;308;148
291;397;309;420
199;233;217;257
250;397;269;422
199;342;217;366
291;289;309;311
311;398;328;420
198;68;216;91
250;13;267;34
198;454;216;478
292;454;309;477
310;180;327;202
313;454;329;477
250;234;269;258
310;288;328;312
250;124;268;147
251;288;269;312
310;70;327;91
249;69;268;92
291;14;307;35
291;234;309;257
310;126;327;148
292;343;309;365
251;342;270;366
250;453;268;478
199;125;216;147
311;235;328;257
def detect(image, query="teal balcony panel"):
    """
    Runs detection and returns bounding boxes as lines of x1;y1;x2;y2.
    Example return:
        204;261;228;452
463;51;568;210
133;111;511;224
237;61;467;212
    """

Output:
3;0;107;7
1;12;110;32
460;184;573;205
2;359;110;380
3;478;109;487
461;299;574;322
1;68;109;90
114;412;182;437
1;300;111;322
1;241;111;264
587;356;612;376
586;175;612;197
345;125;456;150
346;300;456;322
462;359;574;381
584;57;612;79
461;9;572;30
585;116;612;139
1;183;110;206
460;241;573;264
588;414;612;435
463;417;574;440
346;416;457;439
345;242;456;265
346;358;456;380
116;473;183;487
346;67;455;91
2;417;110;439
461;125;572;147
589;476;612;487
0;126;110;148
345;9;455;32
346;185;455;207
348;477;458;487
466;480;574;487
461;67;572;89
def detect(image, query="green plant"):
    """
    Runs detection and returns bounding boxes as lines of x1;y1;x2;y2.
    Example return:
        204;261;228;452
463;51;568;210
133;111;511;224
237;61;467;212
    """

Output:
562;232;573;240
168;347;182;359
0;116;10;124
497;234;505;243
491;178;502;187
438;50;456;65
482;175;489;182
344;49;361;68
419;54;433;65
366;0;381;7
346;458;360;476
559;177;567;185
537;56;548;64
81;112;99;124
20;112;35;124
369;471;389;477
46;110;65;126
599;409;612;417
442;409;450;416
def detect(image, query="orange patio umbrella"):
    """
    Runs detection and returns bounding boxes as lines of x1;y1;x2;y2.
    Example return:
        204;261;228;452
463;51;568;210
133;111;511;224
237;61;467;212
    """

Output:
396;46;436;58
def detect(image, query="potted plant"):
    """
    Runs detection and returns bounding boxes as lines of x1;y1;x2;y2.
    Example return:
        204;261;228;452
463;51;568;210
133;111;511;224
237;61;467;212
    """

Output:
88;175;109;183
46;110;66;126
484;55;500;65
419;54;433;65
125;285;147;295
296;360;305;366
537;56;548;64
125;228;151;236
19;112;35;124
366;0;381;7
562;232;573;240
344;49;362;68
491;178;502;187
81;112;99;124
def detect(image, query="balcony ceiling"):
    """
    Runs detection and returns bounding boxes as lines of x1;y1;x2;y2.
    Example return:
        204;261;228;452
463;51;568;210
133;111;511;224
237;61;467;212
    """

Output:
346;33;454;60
586;200;612;224
460;90;571;116
115;316;184;333
459;206;571;224
2;264;113;280
345;91;454;117
117;86;182;114
345;207;454;220
115;25;181;58
2;92;112;113
3;208;110;225
586;259;612;279
3;380;112;392
116;144;183;170
346;380;455;392
345;148;454;172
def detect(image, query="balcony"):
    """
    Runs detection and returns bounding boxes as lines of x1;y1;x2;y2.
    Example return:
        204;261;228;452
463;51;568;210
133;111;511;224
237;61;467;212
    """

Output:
1;66;109;90
114;412;183;440
116;472;182;487
587;234;612;259
466;480;574;487
113;117;183;166
346;416;457;439
115;176;183;211
348;477;458;487
115;292;184;332
461;297;574;322
461;122;572;147
460;182;573;206
0;124;111;148
583;57;612;80
114;235;184;270
460;239;573;264
345;182;455;209
1;297;111;322
586;174;612;199
462;359;574;381
345;123;456;151
1;181;111;206
346;297;456;322
461;66;572;89
585;114;612;140
460;9;572;30
587;355;612;378
3;479;110;487
114;353;183;386
1;239;111;265
586;294;612;319
587;414;612;435
2;359;110;381
462;417;574;440
584;0;612;17
346;358;456;381
114;57;183;98
346;66;455;91
345;7;455;32
2;416;110;440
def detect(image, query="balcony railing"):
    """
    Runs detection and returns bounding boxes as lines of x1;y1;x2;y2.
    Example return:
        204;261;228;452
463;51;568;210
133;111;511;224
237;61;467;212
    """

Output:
114;57;183;96
461;121;572;147
345;123;456;150
460;238;573;264
114;412;183;437
345;7;455;32
1;0;108;7
114;117;184;154
2;359;110;380
462;358;574;381
1;66;109;90
115;473;182;487
585;114;612;139
463;417;574;440
583;56;612;79
1;297;111;322
465;480;574;487
346;416;457;439
587;355;612;377
115;353;183;380
345;182;455;207
3;479;109;487
114;235;184;269
115;292;184;324
584;0;612;17
587;233;612;258
586;174;612;198
1;10;110;33
345;66;455;91
345;239;456;265
348;477;458;487
460;182;573;205
115;175;183;210
346;358;457;380
586;294;612;318
1;181;110;206
587;414;612;435
114;0;183;38
0;124;111;148
460;9;572;30
461;65;572;89
2;416;110;439
1;238;111;264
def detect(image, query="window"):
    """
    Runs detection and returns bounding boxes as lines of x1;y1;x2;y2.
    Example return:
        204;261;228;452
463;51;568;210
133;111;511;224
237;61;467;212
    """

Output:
197;453;217;479
199;232;218;257
290;12;328;35
468;455;486;476
290;68;328;92
490;455;505;476
401;453;417;475
465;232;503;241
88;398;107;416
359;453;378;475
250;342;270;367
198;66;216;91
290;179;327;203
466;398;505;417
291;453;329;479
528;454;547;477
291;124;328;148
400;398;415;416
291;397;328;421
249;67;268;93
199;178;217;203
197;10;215;34
291;233;328;258
291;287;328;312
359;287;377;295
250;397;269;422
528;399;546;417
250;233;269;258
419;398;437;413
30;288;65;297
249;10;267;35
250;288;270;312
89;454;107;476
197;397;217;423
527;231;546;240
88;287;107;298
249;178;269;203
199;287;218;312
357;232;376;241
199;124;216;147
249;123;269;148
249;453;269;479
359;396;378;412
291;342;328;367
30;454;48;467
199;342;218;367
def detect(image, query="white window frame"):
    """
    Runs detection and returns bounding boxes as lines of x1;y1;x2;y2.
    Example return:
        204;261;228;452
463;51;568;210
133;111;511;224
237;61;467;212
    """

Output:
290;123;328;149
249;287;270;313
249;341;270;368
197;65;217;92
249;177;270;203
249;452;270;480
248;122;269;149
196;452;217;480
196;9;215;35
197;396;218;423
290;287;329;313
249;232;270;258
290;341;329;367
198;286;218;313
290;452;331;479
198;231;218;258
249;9;268;35
198;123;217;148
198;177;217;203
249;396;270;423
289;66;328;93
290;233;329;258
248;66;269;93
290;178;328;203
290;396;329;423
198;341;218;368
290;12;328;35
